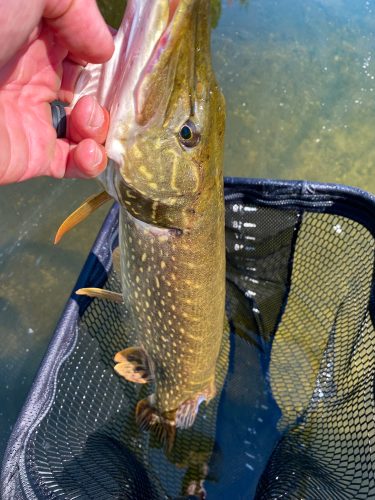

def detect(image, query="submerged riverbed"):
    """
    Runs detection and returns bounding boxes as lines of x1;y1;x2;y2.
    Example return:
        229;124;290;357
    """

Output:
1;0;375;466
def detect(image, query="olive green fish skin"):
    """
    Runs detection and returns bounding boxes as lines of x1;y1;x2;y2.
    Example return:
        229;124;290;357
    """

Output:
116;0;226;423
120;193;225;415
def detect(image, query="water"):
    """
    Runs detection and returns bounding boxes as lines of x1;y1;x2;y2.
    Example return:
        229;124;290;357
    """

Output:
1;0;375;476
216;0;375;190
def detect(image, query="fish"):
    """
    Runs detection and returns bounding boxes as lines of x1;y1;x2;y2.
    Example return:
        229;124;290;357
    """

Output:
57;0;226;448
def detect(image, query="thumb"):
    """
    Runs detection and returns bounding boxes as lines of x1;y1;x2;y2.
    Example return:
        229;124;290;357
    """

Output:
44;0;114;63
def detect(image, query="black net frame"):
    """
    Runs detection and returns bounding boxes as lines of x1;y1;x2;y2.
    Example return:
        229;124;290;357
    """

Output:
1;177;375;499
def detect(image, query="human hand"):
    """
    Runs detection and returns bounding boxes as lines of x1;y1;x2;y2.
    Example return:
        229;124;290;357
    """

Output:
0;0;114;185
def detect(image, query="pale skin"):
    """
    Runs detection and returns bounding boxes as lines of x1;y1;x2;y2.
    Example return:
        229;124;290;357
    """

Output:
0;0;115;185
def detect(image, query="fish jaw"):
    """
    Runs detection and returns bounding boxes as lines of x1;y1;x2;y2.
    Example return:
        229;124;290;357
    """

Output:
102;0;175;166
72;0;186;193
73;2;197;179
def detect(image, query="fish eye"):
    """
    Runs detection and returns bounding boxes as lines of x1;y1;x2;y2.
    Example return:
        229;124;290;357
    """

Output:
178;120;200;148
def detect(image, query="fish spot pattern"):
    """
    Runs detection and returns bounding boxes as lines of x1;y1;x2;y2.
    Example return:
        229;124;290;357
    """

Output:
119;190;225;414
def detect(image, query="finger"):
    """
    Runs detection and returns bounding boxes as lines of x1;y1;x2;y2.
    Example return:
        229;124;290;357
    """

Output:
44;0;114;64
65;139;107;178
67;96;109;144
50;138;107;179
0;1;44;67
59;58;84;102
65;52;87;67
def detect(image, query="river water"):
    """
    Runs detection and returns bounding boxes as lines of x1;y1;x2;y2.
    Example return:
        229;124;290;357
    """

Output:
1;0;375;470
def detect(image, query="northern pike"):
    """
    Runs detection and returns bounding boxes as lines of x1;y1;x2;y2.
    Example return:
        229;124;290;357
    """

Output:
57;0;226;446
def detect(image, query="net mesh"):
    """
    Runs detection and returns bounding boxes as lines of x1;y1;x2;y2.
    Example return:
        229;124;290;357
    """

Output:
257;211;375;499
2;180;375;499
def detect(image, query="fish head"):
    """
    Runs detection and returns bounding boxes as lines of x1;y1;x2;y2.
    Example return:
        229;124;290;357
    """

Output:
102;0;225;229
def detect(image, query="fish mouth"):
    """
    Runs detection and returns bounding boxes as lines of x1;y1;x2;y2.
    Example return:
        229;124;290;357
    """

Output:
133;0;194;125
111;0;211;128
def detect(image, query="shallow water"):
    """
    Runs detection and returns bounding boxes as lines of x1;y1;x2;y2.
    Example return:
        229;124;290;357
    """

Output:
1;0;375;476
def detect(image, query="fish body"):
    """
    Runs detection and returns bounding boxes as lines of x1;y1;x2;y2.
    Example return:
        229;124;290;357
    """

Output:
73;0;226;437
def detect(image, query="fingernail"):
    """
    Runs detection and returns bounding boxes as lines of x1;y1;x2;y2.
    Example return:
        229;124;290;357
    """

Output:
88;100;104;128
92;145;103;170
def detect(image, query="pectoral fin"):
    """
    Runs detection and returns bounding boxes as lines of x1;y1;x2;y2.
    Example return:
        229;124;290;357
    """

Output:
54;191;112;244
75;287;123;303
114;347;152;384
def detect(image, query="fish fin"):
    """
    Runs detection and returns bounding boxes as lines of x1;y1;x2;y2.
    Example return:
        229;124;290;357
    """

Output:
175;383;216;430
114;347;152;384
185;479;207;500
75;287;123;303
136;397;176;452
175;399;202;429
54;191;112;244
112;246;121;275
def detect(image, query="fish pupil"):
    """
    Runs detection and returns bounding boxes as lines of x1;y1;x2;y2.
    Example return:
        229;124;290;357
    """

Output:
180;125;192;140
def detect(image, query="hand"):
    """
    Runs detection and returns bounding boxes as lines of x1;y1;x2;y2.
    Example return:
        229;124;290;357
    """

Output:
0;0;114;185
